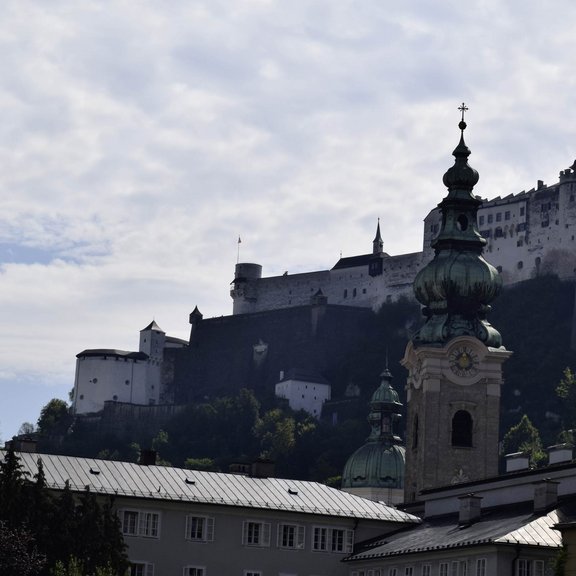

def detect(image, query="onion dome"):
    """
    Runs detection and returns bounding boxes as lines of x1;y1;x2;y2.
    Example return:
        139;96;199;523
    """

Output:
412;104;502;347
342;369;405;492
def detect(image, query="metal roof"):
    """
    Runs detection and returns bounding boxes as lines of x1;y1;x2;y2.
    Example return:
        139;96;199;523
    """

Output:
345;502;563;562
76;349;148;360
7;451;419;524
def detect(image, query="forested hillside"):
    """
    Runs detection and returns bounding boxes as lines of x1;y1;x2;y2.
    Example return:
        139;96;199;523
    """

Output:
32;275;576;482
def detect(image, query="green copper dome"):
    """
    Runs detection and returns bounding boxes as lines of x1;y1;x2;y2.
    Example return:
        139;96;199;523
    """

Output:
413;105;502;347
341;369;405;491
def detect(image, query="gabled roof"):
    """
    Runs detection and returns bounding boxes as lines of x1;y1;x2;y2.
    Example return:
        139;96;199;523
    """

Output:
8;451;420;524
345;502;563;562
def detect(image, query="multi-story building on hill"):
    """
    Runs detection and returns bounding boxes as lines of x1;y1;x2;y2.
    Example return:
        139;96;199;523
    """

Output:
232;160;576;315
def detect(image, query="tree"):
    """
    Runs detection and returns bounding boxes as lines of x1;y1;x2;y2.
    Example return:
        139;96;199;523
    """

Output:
37;399;72;437
502;414;546;467
556;367;576;430
0;444;28;527
18;422;36;435
0;521;45;576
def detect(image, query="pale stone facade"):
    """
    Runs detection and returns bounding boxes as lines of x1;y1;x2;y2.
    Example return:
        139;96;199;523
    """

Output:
232;162;576;316
402;337;511;502
274;372;331;419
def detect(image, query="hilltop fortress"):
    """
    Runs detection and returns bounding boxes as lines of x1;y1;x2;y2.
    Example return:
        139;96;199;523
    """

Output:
231;160;576;314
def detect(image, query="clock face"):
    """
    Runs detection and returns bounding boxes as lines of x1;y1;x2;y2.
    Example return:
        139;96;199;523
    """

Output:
448;345;479;377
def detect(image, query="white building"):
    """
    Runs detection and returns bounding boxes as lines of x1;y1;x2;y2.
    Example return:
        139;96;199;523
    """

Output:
72;321;187;415
274;370;331;418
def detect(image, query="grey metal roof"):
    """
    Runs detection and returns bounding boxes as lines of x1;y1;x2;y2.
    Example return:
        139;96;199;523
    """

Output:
7;451;419;524
76;349;148;360
346;502;563;562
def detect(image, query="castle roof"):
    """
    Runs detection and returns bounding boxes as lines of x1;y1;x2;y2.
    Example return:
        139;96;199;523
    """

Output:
332;253;389;270
141;320;164;333
76;349;148;360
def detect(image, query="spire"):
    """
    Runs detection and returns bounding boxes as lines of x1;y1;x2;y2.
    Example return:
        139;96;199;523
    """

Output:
412;104;502;347
373;218;384;255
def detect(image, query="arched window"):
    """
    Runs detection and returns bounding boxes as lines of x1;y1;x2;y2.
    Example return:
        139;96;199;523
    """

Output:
451;410;473;447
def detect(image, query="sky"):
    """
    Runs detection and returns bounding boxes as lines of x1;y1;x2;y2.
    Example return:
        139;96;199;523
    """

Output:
1;0;576;441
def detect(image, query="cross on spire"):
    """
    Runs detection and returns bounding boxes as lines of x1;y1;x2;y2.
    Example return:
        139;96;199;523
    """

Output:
458;102;469;122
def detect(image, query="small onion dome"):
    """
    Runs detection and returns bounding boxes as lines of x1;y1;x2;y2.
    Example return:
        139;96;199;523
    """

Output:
341;443;405;490
372;369;402;405
442;121;480;193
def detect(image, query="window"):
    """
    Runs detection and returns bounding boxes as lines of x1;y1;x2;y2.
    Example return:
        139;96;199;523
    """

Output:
517;560;544;576
185;516;214;542
451;561;459;576
520;206;525;216
243;521;271;547
422;565;431;576
452;411;473;447
479;215;484;225
496;212;502;222
405;568;414;576
183;568;205;576
244;572;262;576
121;510;160;538
312;526;353;553
495;227;503;238
440;563;448;576
130;563;154;576
460;561;468;576
278;523;305;549
476;559;486;576
487;214;493;224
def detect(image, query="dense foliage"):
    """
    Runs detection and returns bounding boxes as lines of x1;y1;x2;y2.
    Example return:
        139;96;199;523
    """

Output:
26;276;576;478
0;446;128;576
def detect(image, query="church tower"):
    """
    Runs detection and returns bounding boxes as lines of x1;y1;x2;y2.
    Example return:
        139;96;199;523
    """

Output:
402;106;512;503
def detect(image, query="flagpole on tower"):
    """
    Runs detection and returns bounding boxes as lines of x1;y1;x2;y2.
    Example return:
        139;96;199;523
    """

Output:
237;236;242;264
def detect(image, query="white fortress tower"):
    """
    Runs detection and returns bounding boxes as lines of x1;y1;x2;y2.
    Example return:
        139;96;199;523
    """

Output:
72;321;186;415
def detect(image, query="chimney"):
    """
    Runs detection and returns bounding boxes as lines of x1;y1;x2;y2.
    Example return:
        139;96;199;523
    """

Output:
458;494;482;525
139;449;157;466
505;452;530;472
251;458;275;479
537;179;545;190
534;479;559;513
548;444;573;465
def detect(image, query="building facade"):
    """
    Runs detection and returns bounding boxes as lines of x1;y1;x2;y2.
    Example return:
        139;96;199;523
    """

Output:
231;163;576;316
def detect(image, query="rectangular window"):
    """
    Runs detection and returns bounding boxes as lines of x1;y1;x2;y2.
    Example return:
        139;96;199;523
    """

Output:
451;561;459;576
488;214;493;224
390;568;398;576
460;561;468;576
505;211;511;220
130;563;154;576
520;206;525;216
479;215;484;225
278;523;305;549
243;521;271;547
185;516;214;542
422;565;431;576
496;212;502;222
440;563;449;576
405;567;414;576
244;572;262;576
476;559;486;576
184;568;205;576
312;526;353;553
121;510;160;539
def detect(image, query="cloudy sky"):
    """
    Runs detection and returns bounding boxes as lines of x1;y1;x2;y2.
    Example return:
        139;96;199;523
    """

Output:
1;0;575;440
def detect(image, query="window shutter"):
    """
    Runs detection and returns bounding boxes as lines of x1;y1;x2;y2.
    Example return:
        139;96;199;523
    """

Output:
297;525;305;549
345;529;354;553
185;515;191;539
206;517;215;541
263;522;271;546
242;521;248;545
